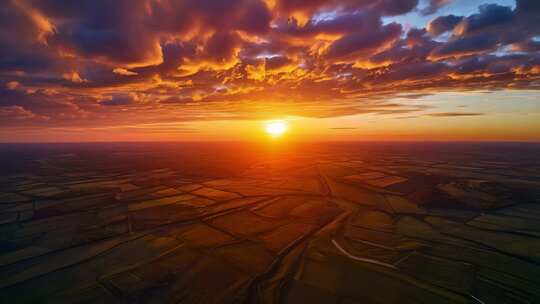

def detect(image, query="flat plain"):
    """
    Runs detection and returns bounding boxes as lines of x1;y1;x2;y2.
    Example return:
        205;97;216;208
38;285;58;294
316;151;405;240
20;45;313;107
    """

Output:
0;142;539;303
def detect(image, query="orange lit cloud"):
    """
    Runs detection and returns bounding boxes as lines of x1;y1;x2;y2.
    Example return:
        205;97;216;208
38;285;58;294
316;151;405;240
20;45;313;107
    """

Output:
0;0;539;141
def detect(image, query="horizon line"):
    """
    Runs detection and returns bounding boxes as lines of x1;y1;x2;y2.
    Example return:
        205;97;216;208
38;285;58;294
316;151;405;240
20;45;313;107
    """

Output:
1;139;539;144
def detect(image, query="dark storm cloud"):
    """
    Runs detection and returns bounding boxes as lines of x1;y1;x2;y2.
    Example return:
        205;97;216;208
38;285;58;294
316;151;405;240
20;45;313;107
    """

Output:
427;15;463;36
276;10;379;37
205;32;241;63
376;0;419;16
430;33;499;59
456;4;513;35
374;61;447;82
370;29;439;65
265;56;293;70
101;93;138;106
512;39;540;52
0;0;539;129
515;0;540;13
0;85;86;124
33;0;161;66
453;56;491;74
0;1;61;73
325;23;402;59
145;0;271;35
421;0;452;16
276;0;330;13
275;0;418;16
236;0;272;34
0;49;53;72
451;1;540;46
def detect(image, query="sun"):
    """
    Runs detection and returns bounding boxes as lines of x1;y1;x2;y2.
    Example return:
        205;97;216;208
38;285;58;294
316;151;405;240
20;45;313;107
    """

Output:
265;121;288;137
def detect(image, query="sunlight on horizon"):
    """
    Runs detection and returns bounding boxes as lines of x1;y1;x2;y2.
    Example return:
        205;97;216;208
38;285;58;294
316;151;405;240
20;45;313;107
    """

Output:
265;121;288;138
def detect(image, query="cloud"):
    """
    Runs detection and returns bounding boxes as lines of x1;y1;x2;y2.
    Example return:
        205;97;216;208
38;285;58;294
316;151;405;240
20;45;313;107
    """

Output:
112;68;138;76
63;72;88;84
160;96;194;104
516;0;540;13
427;112;484;117
276;11;367;37
265;56;293;70
0;0;539;133
0;105;50;122
421;0;452;16
38;1;163;68
374;61;447;82
5;81;22;90
430;33;499;59
454;4;513;36
427;15;463;36
275;0;418;16
205;32;241;63
325;22;402;59
101;93;139;106
376;0;419;16
145;0;271;35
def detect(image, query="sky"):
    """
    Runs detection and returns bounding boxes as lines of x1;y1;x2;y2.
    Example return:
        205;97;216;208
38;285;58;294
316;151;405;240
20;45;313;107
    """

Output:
0;0;539;142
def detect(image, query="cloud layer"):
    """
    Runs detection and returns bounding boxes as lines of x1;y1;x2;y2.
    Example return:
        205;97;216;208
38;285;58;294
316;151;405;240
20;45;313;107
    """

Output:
0;0;539;130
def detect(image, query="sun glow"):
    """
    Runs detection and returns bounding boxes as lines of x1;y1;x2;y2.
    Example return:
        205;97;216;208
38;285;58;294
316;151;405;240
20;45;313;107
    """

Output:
265;121;288;137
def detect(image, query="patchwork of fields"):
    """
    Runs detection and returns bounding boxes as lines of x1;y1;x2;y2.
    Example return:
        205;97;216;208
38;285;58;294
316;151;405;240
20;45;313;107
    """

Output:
1;143;539;303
